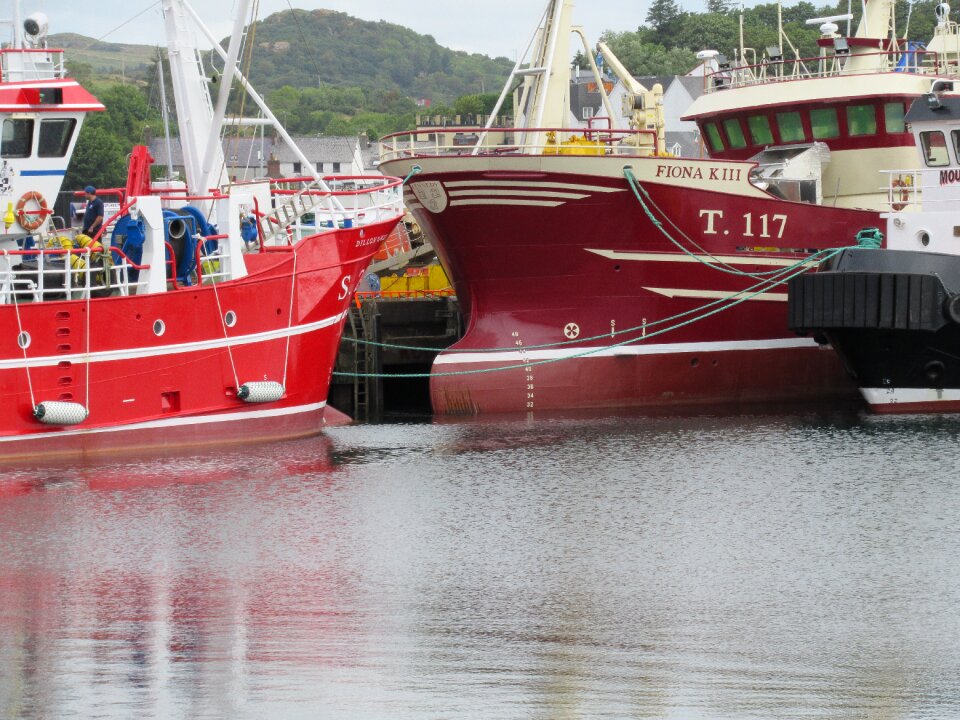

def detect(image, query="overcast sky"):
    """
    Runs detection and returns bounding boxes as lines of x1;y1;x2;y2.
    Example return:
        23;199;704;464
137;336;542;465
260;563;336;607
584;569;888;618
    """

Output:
30;1;658;60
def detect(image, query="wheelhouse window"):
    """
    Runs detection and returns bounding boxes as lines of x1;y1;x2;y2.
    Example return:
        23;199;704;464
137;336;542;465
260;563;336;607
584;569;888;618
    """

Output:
37;118;76;158
1;118;33;158
776;111;805;143
846;104;877;136
920;131;950;166
884;102;906;133
747;115;773;145
703;122;724;152
723;118;747;148
810;108;839;139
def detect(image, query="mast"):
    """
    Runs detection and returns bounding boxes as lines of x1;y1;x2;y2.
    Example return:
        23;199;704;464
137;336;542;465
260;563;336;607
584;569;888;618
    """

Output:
156;48;176;179
161;0;228;195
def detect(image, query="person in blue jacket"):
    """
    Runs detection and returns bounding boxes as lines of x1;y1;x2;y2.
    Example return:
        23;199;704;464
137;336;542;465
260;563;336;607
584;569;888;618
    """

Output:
81;185;104;237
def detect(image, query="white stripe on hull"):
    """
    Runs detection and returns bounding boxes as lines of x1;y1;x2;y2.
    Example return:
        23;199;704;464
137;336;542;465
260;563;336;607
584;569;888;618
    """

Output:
433;337;819;365
0;310;348;371
861;387;960;406
0;400;328;444
443;180;625;193
447;189;589;199
586;248;814;268
449;199;563;208
643;286;788;302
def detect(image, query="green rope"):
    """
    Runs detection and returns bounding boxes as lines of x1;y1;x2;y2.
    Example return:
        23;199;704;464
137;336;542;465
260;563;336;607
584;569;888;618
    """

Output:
333;251;842;379
623;165;825;280
342;166;879;377
344;246;840;355
402;165;422;185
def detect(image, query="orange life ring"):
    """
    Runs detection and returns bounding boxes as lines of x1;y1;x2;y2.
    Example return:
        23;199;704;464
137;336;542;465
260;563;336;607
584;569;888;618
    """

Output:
15;190;49;231
891;177;910;211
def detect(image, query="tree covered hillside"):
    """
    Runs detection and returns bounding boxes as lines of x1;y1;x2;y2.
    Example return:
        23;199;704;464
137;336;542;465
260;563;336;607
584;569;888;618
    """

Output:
598;0;944;76
244;9;512;103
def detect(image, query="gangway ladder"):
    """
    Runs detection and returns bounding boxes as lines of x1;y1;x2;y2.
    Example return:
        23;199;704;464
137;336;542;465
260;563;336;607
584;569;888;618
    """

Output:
347;299;383;422
259;181;336;246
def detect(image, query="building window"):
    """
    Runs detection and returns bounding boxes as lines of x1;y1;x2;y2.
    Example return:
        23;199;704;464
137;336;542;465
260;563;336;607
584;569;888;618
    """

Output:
37;118;76;158
775;111;805;143
747;115;773;145
293;161;301;174
810;107;839;139
722;118;747;149
884;102;906;133
1;118;33;158
332;162;341;173
846;104;877;136
921;131;949;166
703;122;724;152
582;106;594;119
316;162;323;173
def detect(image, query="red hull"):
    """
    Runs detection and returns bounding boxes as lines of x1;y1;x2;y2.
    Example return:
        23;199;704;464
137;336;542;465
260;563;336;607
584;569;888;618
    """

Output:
0;219;399;457
380;154;878;414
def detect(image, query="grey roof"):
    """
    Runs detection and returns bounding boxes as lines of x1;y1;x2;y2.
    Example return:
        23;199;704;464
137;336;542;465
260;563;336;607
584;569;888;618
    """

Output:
904;95;958;124
271;136;357;163
664;131;702;158
146;135;360;167
673;74;707;100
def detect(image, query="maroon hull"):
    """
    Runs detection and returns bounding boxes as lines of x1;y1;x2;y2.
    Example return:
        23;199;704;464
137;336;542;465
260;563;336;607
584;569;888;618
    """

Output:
382;156;880;414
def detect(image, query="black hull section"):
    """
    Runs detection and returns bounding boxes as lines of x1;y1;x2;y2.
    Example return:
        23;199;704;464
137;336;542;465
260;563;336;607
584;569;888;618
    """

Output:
788;248;960;396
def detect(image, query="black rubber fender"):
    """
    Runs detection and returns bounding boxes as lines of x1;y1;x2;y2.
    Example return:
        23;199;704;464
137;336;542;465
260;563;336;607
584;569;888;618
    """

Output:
944;293;960;324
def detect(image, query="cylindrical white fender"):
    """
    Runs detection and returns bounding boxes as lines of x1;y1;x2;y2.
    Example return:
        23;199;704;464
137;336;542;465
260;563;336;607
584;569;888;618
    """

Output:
237;381;285;403
33;401;89;425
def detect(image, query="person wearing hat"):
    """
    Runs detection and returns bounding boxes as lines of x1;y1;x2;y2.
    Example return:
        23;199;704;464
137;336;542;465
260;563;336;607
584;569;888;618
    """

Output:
81;185;104;237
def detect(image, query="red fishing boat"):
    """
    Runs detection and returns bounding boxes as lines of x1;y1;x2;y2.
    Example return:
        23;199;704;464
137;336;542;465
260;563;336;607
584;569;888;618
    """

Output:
0;0;403;457
378;0;960;414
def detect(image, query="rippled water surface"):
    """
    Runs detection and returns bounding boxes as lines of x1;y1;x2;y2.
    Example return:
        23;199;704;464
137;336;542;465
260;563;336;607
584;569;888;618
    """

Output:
2;409;960;719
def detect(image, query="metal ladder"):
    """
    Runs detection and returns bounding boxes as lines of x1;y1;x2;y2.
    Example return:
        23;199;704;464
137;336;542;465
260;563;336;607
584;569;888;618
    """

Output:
349;307;369;421
258;182;334;246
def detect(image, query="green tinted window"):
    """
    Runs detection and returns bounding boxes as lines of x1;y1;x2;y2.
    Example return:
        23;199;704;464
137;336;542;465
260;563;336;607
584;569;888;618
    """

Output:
846;104;877;136
704;122;724;152
884;102;905;133
776;111;805;142
747;115;773;145
810;108;839;139
723;118;747;148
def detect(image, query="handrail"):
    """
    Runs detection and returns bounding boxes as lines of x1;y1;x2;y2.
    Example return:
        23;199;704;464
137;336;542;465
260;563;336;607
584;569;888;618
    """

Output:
378;126;661;162
702;48;949;93
90;198;137;245
354;288;456;308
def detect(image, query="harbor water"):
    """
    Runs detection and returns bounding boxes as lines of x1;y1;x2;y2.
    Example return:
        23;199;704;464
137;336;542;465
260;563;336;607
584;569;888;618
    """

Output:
1;408;959;719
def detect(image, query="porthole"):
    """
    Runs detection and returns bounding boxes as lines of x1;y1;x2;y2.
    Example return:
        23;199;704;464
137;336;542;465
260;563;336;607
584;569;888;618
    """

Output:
17;331;30;349
224;310;237;328
153;319;166;336
919;231;931;247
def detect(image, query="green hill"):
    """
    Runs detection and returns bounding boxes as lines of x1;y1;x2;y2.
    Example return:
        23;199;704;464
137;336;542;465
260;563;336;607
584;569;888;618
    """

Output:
49;32;158;79
52;8;513;105
243;9;511;103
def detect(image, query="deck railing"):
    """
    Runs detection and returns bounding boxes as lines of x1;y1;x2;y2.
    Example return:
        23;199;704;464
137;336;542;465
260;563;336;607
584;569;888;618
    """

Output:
0;246;149;304
702;48;956;94
378;127;661;163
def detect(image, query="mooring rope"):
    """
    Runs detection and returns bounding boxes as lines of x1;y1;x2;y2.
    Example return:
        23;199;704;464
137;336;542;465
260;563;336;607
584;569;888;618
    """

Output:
281;245;298;388
202;242;241;389
341;248;838;355
333;251;843;379
4;249;36;407
622;165;824;280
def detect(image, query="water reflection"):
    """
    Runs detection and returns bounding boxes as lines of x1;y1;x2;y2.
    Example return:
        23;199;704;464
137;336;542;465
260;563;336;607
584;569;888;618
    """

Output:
1;411;959;718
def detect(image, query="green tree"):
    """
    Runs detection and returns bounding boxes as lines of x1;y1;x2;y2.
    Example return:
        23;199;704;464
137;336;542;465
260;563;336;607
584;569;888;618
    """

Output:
646;0;681;34
65;126;128;191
